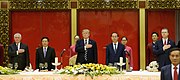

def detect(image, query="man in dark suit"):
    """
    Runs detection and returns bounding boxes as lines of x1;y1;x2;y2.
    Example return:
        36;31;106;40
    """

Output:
75;29;98;64
36;37;56;71
106;32;125;65
161;48;180;80
8;33;30;70
177;40;180;48
146;32;159;66
153;28;176;70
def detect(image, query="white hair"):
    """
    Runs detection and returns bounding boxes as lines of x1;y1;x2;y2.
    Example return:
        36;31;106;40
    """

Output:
14;33;22;38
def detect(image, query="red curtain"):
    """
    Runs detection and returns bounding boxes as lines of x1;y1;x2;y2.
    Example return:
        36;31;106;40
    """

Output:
11;11;71;69
147;10;176;43
78;10;139;70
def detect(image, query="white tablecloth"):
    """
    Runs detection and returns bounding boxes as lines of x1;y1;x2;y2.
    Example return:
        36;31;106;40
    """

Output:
0;71;160;80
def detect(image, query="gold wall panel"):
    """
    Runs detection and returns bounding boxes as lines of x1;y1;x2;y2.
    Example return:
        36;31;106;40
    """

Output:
9;0;70;10
78;0;139;9
147;0;180;9
0;10;9;66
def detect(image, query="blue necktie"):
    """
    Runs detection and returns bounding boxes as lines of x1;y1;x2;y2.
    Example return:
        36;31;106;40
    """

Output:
114;44;117;54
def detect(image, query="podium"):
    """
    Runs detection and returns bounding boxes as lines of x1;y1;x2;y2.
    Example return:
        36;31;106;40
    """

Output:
0;44;4;66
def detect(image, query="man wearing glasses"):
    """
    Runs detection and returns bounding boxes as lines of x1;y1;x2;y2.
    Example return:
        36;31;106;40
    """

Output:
153;28;176;70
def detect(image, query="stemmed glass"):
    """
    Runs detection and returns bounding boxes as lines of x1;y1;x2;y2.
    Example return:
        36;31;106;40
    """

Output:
14;63;18;70
39;63;44;70
44;62;48;70
8;63;13;69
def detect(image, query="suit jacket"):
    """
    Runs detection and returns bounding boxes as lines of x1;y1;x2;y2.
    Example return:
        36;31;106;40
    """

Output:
153;39;175;70
146;42;157;66
161;64;180;80
75;39;98;64
177;41;180;48
8;42;30;70
106;42;125;65
36;46;56;71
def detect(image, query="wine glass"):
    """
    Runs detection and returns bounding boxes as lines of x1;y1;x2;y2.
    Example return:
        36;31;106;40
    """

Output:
8;63;13;69
39;63;44;70
108;63;113;67
44;62;48;70
14;63;18;70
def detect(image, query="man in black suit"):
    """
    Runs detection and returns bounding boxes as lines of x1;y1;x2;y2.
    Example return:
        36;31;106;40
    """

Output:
177;40;180;48
153;28;176;70
146;32;159;66
106;32;125;65
8;33;30;70
161;48;180;80
36;37;56;71
75;29;98;64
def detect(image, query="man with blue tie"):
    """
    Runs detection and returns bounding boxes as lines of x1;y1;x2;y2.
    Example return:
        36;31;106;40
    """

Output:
75;29;98;64
161;48;180;80
106;32;125;65
153;28;176;70
36;37;56;71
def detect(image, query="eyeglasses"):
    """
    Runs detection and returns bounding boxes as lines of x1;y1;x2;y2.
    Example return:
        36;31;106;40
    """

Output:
111;36;118;38
161;32;168;33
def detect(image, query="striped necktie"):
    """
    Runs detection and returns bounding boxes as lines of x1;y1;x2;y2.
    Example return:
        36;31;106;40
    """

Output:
84;40;87;61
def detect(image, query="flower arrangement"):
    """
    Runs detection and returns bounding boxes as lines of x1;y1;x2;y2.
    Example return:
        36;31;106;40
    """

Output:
0;66;21;75
146;61;159;72
58;63;121;78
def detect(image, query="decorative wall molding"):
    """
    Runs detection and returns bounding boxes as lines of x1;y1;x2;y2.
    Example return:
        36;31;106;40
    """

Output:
147;0;180;9
9;0;70;10
78;0;139;9
0;10;9;66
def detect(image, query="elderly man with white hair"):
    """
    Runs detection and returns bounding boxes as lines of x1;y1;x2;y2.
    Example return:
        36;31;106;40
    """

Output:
8;33;30;70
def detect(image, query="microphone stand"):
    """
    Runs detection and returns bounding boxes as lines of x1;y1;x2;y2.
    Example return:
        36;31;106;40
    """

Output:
60;49;66;69
60;55;63;69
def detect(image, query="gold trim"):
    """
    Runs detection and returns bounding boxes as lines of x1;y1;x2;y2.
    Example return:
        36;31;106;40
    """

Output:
78;0;139;9
9;0;70;10
139;8;146;70
147;0;180;9
0;9;9;66
71;9;77;45
0;1;9;10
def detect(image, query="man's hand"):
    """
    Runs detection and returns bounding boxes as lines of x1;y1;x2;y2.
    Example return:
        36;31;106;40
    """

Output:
86;44;92;48
18;49;25;53
163;45;171;51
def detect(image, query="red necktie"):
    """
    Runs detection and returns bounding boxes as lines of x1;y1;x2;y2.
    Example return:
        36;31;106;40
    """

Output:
164;40;166;45
174;66;178;80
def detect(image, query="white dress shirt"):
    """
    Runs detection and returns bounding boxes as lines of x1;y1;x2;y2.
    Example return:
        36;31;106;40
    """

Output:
16;43;20;55
84;38;89;50
171;64;179;80
163;38;168;45
113;42;118;52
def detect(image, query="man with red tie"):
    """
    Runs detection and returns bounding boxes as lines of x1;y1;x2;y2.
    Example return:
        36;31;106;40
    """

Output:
161;48;180;80
153;28;176;70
